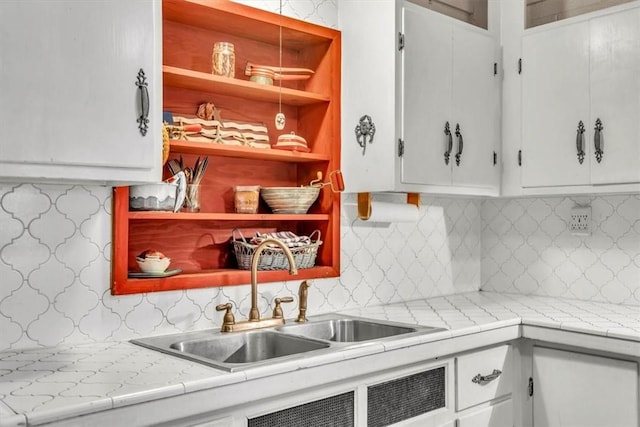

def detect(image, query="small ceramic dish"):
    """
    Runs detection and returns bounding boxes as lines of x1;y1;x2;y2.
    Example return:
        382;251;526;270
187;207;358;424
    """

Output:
136;256;171;274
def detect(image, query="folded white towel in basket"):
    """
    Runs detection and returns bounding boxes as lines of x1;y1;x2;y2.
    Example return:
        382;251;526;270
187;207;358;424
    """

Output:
250;231;312;248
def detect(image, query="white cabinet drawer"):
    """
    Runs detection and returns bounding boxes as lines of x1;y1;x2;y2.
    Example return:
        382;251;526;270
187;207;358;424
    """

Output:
456;345;512;411
457;399;513;427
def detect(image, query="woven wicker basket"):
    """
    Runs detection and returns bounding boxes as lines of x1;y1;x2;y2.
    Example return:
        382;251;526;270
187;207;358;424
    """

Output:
231;229;322;270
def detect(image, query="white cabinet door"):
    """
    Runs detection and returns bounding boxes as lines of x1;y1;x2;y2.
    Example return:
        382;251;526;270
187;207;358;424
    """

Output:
589;7;640;185
400;5;499;191
521;21;591;188
341;0;499;196
339;0;397;193
521;4;640;189
0;0;161;183
532;347;639;427
401;4;453;187
451;26;500;189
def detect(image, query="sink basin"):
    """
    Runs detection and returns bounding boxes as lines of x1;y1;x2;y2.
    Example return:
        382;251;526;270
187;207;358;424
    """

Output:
132;330;330;371
277;315;445;343
131;314;445;371
171;331;329;364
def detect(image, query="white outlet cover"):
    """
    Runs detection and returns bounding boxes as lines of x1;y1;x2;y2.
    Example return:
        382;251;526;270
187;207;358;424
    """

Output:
570;206;591;236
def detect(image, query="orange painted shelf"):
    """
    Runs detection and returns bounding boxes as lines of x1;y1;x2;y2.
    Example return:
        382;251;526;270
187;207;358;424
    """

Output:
112;0;341;295
128;211;330;221
118;267;338;295
168;140;330;162
163;66;330;106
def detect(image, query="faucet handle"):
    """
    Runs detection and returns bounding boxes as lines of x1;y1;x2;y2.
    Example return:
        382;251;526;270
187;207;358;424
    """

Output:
272;296;294;319
215;303;235;332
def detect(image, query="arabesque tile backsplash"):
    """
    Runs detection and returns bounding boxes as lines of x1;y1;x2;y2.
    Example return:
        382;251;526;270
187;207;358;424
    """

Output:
1;182;639;352
1;0;639;352
482;195;640;305
0;186;481;351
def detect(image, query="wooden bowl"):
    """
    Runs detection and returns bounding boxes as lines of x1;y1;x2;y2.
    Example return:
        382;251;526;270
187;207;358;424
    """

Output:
260;187;320;214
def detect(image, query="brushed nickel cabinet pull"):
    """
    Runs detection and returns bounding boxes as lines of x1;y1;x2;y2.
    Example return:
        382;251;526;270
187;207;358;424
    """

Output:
444;121;453;165
472;369;502;385
594;118;603;163
576;120;585;164
455;123;464;166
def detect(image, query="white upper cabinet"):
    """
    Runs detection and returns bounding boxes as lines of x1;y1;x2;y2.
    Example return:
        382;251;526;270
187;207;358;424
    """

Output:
0;0;162;184
401;6;500;192
340;0;500;196
518;2;640;193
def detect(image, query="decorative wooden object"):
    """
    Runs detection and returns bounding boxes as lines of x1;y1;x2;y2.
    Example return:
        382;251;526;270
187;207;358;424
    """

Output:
112;0;341;295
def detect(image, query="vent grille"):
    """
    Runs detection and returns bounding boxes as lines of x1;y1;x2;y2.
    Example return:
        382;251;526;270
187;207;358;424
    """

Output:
248;391;354;427
367;367;446;427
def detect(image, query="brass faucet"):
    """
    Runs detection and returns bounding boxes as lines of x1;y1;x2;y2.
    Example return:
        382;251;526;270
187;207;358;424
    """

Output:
216;238;297;332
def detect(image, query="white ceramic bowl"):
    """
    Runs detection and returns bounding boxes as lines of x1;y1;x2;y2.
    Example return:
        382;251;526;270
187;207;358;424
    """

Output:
136;256;171;274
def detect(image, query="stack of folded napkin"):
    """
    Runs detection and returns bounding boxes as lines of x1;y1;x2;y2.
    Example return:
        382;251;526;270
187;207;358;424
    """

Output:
250;231;311;248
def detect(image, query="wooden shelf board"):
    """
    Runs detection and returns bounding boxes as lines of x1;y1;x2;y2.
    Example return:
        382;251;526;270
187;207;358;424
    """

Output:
127;212;330;221
163;66;330;106
113;266;339;295
169;140;330;162
163;0;337;48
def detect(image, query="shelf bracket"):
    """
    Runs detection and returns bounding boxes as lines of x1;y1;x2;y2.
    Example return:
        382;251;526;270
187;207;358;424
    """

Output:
407;192;420;208
357;192;372;220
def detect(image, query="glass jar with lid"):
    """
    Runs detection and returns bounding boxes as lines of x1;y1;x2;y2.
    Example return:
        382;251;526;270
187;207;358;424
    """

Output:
212;42;235;78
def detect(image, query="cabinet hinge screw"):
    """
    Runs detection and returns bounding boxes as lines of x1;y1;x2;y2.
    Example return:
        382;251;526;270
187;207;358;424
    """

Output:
398;32;405;50
398;139;404;157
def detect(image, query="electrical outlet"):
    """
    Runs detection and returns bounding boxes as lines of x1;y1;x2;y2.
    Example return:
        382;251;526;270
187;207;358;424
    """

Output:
570;205;591;236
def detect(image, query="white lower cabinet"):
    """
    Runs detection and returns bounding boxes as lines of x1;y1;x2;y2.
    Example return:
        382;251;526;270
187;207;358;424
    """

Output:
124;340;639;427
454;344;515;427
186;417;234;427
166;359;455;427
457;399;513;427
531;346;639;427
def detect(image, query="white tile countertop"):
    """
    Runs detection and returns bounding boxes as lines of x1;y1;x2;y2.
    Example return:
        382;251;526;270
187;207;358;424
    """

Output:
1;291;639;426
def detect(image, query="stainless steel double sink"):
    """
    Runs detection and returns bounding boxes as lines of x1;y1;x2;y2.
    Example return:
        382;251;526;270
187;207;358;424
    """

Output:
131;314;445;372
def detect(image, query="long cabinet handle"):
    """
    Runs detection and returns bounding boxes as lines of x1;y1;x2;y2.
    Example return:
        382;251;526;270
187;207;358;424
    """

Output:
136;68;150;136
576;120;585;164
444;121;453;165
455;123;464;166
594;118;603;163
472;369;502;385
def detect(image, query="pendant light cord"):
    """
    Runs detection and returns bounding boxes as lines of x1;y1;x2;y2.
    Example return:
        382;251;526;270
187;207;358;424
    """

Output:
278;0;283;116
